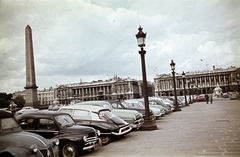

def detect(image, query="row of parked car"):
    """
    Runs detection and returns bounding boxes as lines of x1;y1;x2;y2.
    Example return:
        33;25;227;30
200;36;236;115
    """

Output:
0;96;183;157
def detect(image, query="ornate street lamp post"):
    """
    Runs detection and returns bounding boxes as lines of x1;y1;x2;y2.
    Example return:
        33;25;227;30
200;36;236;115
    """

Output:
187;81;192;103
191;85;194;102
136;26;157;130
237;80;239;92
170;60;181;111
182;71;189;106
237;73;240;92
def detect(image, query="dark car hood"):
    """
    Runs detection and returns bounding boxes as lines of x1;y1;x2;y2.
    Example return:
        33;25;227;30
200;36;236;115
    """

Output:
65;124;95;134
0;130;51;150
109;117;129;126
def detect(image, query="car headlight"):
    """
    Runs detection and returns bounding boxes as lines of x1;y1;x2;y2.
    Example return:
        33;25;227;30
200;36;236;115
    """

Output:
133;116;136;121
96;130;101;136
30;144;38;153
52;138;60;146
83;136;88;142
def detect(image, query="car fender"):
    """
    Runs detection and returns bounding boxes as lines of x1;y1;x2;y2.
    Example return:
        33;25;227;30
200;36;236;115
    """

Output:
0;146;44;157
56;133;85;142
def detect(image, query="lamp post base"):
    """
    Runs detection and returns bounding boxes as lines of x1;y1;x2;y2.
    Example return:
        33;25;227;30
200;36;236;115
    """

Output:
173;107;182;112
140;119;158;131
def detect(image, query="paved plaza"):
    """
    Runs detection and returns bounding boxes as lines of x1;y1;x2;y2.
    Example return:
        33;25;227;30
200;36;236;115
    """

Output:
83;97;240;157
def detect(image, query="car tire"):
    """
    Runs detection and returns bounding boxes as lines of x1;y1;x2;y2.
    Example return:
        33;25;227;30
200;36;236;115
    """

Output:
101;136;112;145
61;141;79;157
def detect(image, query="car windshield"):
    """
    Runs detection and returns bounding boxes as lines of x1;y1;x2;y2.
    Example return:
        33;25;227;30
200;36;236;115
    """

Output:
55;114;75;127
0;117;19;132
102;102;114;110
124;101;145;109
120;101;129;108
98;110;117;122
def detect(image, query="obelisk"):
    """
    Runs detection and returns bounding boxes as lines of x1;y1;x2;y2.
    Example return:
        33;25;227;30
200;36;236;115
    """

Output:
24;25;39;109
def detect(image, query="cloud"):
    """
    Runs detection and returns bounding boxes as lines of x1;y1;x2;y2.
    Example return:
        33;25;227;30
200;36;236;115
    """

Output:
0;0;239;93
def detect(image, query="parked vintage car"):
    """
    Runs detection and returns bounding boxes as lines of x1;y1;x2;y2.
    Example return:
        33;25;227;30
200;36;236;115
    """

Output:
48;104;64;111
194;94;206;102
58;105;132;145
109;100;155;120
222;93;229;98
74;101;144;130
0;110;60;157
230;93;238;100
142;97;171;114
16;110;101;157
122;99;162;120
15;106;39;115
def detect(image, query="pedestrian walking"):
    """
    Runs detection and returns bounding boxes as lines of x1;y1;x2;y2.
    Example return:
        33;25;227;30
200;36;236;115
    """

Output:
208;93;213;103
205;93;209;104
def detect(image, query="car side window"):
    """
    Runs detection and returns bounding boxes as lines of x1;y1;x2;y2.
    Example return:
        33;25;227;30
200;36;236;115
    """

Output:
19;118;36;129
59;109;72;115
112;103;121;108
73;110;91;120
149;101;157;105
37;119;56;130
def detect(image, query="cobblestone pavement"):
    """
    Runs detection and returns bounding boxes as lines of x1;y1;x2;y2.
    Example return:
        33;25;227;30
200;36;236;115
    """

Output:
83;98;240;157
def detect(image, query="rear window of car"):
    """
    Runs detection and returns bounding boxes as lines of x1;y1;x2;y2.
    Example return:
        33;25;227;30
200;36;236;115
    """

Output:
19;118;36;129
0;118;18;131
38;119;56;130
73;110;91;120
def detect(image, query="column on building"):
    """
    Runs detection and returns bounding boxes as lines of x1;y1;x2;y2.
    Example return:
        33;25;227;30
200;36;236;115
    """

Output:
103;86;106;95
107;86;109;95
214;75;216;86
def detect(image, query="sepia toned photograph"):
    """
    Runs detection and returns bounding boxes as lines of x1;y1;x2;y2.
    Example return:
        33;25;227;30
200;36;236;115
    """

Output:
0;0;239;157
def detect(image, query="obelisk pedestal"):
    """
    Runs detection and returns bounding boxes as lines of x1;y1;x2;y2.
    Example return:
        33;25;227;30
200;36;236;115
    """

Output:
24;25;39;109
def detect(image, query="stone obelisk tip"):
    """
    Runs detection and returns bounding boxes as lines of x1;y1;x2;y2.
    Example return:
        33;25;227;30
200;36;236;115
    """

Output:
26;25;31;30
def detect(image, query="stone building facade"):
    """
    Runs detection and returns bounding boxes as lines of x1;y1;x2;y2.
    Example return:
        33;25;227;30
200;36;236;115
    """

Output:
13;77;154;107
54;77;154;105
154;66;240;96
38;87;55;106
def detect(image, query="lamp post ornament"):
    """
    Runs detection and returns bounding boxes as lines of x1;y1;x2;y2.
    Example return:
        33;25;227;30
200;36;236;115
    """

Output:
170;60;181;111
182;71;189;106
135;26;157;130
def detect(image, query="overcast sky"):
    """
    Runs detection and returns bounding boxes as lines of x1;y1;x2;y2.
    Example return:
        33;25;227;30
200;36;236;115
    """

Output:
0;0;239;94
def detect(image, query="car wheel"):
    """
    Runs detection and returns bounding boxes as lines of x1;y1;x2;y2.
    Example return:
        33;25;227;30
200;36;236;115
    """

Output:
61;141;79;157
101;136;112;145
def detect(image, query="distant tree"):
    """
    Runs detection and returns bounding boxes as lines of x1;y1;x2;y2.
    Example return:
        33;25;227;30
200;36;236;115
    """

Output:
0;98;9;108
7;93;13;100
14;95;25;108
0;92;8;100
0;93;11;108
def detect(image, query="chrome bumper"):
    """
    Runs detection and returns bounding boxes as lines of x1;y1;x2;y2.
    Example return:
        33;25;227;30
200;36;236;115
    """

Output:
111;125;132;136
83;138;102;151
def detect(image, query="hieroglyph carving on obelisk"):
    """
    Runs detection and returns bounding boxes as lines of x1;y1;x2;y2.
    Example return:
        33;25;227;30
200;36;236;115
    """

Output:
24;25;39;109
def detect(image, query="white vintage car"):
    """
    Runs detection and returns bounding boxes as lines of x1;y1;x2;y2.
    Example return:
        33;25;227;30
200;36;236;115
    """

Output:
74;101;144;130
15;106;39;115
58;105;132;145
123;99;163;120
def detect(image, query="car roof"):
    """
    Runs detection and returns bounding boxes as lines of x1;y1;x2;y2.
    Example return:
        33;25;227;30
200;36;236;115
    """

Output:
148;97;163;100
124;99;143;103
16;110;69;118
76;100;110;105
60;105;110;112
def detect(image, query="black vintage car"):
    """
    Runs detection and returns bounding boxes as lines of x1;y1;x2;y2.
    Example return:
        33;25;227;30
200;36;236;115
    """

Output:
58;105;132;145
0;110;60;157
15;110;101;157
